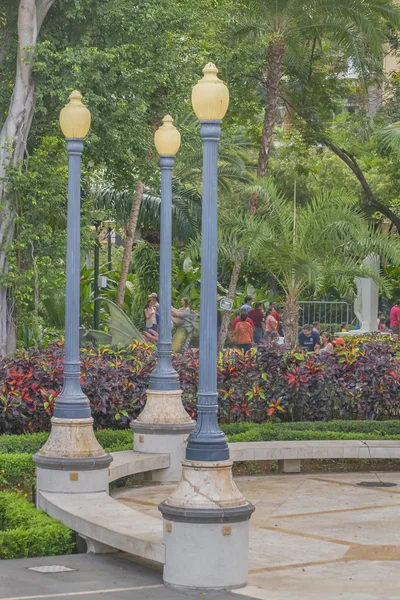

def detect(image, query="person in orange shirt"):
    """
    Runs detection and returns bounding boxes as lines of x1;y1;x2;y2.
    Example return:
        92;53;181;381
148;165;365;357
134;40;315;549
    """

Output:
234;313;254;354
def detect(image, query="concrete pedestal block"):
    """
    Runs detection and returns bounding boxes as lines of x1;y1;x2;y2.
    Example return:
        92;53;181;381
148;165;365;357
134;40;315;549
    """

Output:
278;458;301;474
131;390;194;483
131;424;194;483
161;517;251;589
159;459;254;589
33;417;112;503
36;466;110;502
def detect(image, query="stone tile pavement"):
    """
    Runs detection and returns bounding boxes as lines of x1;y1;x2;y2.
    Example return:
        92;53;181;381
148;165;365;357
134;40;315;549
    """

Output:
113;471;400;600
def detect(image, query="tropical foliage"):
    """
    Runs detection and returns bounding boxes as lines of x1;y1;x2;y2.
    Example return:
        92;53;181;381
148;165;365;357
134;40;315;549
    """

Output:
1;0;400;353
1;336;399;434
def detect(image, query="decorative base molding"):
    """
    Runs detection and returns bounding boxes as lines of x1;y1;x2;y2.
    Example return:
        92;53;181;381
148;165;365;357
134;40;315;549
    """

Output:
36;417;108;459
159;459;254;589
135;389;193;425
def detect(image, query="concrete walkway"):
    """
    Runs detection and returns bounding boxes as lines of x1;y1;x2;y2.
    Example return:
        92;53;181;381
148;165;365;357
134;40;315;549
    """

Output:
0;553;253;600
113;471;400;600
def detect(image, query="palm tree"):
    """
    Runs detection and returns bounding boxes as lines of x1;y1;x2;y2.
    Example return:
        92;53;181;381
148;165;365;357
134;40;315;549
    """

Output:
234;0;400;211
233;180;400;345
218;0;400;348
86;172;202;309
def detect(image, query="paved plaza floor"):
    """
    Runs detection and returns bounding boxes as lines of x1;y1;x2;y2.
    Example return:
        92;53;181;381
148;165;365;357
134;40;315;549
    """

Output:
2;472;400;600
113;471;400;600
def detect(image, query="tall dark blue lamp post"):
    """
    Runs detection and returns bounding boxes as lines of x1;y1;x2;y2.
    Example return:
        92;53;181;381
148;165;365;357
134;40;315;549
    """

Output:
185;64;230;462
149;115;181;391
34;91;111;499
159;66;254;591
55;91;92;419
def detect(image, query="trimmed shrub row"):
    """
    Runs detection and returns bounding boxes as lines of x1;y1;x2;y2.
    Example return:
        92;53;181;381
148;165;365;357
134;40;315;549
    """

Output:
0;429;132;454
221;420;400;437
0;430;132;489
0;492;74;559
2;423;400;489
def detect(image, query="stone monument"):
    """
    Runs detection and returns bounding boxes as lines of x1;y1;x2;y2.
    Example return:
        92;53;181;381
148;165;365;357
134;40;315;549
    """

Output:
353;255;380;332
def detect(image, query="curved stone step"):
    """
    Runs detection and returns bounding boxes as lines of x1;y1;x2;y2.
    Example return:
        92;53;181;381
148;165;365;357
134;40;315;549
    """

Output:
39;491;165;564
108;450;170;482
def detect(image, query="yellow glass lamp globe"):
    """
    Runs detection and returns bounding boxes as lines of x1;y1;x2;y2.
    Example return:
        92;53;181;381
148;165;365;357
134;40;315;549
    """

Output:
60;91;91;138
154;115;181;156
191;63;229;121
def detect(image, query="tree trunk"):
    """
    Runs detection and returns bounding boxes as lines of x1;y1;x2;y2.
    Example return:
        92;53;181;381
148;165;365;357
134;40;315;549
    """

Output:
281;94;400;233
0;0;56;357
116;179;144;309
248;36;285;217
218;259;241;352
282;296;300;347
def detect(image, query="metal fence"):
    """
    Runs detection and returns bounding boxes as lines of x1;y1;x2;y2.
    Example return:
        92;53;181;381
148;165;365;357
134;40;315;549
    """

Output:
299;301;352;329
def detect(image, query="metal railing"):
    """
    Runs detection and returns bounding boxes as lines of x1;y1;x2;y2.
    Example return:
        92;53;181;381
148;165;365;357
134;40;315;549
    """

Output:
299;301;352;329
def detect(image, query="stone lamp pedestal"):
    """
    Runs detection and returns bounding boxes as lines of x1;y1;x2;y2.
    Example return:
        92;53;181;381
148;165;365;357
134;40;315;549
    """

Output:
34;418;112;500
159;459;254;589
131;390;194;482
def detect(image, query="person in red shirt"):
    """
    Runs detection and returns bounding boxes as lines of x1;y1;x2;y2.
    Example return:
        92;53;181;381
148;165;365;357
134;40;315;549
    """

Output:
232;310;255;332
390;301;400;335
234;313;254;353
248;302;265;344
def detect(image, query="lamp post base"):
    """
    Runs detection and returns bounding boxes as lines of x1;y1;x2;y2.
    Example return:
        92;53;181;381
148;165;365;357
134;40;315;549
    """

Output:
131;390;194;483
159;459;254;589
33;417;112;503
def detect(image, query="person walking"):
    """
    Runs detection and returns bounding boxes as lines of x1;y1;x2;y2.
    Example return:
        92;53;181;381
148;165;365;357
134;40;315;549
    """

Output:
248;302;265;344
234;312;254;354
390;301;400;336
232;310;255;333
144;297;157;334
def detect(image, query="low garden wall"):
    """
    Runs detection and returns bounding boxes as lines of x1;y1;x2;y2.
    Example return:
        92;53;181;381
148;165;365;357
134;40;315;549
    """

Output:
0;337;399;434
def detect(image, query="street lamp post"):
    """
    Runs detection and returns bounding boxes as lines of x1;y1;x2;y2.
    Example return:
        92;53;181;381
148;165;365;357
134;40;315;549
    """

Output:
185;64;230;462
149;115;181;392
159;65;254;591
131;115;194;482
56;91;92;419
93;221;100;331
34;91;111;500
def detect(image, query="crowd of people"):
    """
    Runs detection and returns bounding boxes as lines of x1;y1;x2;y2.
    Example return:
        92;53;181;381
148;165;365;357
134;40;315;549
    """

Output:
143;293;400;354
231;296;284;353
143;294;192;340
229;296;400;355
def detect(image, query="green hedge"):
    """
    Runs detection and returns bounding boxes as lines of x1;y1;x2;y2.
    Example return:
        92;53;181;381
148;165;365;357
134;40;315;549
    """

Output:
220;420;400;438
2;423;400;489
0;454;35;489
0;429;132;455
0;430;132;489
0;492;74;559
